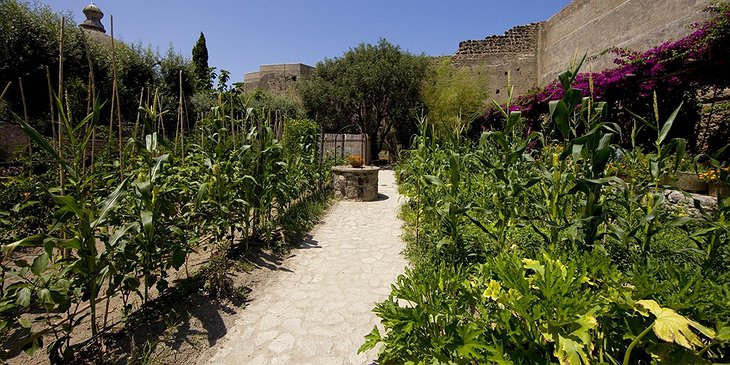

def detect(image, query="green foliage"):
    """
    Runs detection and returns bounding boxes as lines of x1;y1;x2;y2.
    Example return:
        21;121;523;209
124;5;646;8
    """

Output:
0;89;332;361
191;32;211;91
283;118;319;155
421;58;489;141
297;38;429;160
0;0;194;133
371;62;730;364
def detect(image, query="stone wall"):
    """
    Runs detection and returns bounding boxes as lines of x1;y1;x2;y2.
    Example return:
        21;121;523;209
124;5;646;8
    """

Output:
452;0;714;100
538;0;712;84
695;87;730;153
243;63;314;94
453;24;540;102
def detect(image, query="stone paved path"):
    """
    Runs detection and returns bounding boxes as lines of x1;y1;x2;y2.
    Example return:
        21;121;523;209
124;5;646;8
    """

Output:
202;170;406;365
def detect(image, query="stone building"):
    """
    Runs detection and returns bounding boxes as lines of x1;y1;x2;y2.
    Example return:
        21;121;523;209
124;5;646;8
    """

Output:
243;63;314;94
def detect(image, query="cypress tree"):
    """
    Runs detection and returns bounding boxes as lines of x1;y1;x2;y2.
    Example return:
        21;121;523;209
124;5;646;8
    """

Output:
192;32;211;90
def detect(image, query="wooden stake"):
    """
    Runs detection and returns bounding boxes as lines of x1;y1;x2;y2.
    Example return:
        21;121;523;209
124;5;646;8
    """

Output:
58;17;66;196
81;29;96;175
18;78;31;155
45;67;56;150
133;87;144;156
177;70;183;155
0;81;11;100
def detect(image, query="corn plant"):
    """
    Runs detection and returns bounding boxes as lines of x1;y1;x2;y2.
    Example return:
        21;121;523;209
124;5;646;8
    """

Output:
4;99;126;359
372;61;730;363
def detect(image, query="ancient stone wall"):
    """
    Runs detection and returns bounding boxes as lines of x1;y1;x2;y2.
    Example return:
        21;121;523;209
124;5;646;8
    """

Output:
452;0;714;99
453;24;540;102
538;0;713;84
243;63;313;94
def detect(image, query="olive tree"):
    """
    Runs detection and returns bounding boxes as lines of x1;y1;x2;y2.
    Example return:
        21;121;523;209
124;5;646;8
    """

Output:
297;39;428;160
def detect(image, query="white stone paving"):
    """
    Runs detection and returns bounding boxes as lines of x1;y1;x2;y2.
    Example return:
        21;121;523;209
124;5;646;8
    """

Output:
203;170;406;365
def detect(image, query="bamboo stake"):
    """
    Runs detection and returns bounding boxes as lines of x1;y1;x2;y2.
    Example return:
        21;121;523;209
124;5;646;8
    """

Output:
108;15;124;180
18;78;31;155
230;92;235;144
157;91;165;136
115;77;123;178
177;70;183;155
58;17;66;196
0;81;11;100
45;67;56;151
109;16;117;143
133;88;144;155
81;29;97;175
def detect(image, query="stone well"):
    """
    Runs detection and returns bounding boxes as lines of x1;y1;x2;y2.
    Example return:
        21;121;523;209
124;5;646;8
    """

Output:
332;166;379;201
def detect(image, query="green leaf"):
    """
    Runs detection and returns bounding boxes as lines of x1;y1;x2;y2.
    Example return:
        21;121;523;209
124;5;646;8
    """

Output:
109;223;135;248
522;258;544;276
558;70;572;90
51;194;84;218
172;248;186;270
716;325;730;342
657;102;683;146
38;288;53;305
18;318;32;329
141;210;154;239
13;259;30;267
17;287;31;307
3;234;50;256
424;175;444;187
92;179;127;229
555;334;590;365
57;238;81;250
550;100;570;140
457;326;491;358
358;326;381;354
646;343;711;365
17;116;69;172
564;88;583;110
636;299;715;349
506;111;522;133
31;253;49;275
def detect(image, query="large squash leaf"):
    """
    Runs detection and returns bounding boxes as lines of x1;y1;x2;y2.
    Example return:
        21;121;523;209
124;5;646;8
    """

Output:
636;299;715;349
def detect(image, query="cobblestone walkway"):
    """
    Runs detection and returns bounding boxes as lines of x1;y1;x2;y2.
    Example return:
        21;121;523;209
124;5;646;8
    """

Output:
203;170;406;365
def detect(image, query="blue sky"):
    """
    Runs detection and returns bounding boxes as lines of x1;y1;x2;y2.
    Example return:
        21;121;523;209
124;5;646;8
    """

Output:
41;1;571;83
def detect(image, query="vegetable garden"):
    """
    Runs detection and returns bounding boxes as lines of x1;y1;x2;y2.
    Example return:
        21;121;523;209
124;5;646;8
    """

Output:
361;59;730;363
0;89;332;362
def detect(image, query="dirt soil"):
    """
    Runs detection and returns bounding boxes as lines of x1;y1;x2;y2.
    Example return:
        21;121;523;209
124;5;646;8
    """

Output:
5;243;299;365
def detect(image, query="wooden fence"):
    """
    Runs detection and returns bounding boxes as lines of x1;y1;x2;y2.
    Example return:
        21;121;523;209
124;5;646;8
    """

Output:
321;133;370;164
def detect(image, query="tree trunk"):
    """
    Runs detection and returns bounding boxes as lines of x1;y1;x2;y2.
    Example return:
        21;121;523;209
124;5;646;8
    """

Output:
369;132;379;162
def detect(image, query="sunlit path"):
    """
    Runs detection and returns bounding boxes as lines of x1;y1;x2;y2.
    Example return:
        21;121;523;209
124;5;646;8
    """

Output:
200;170;406;365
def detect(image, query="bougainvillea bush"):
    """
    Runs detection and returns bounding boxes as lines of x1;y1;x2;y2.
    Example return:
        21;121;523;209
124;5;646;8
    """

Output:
481;2;730;152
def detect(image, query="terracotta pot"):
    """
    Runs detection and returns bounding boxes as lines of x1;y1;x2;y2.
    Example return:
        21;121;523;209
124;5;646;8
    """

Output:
709;182;729;198
348;156;364;168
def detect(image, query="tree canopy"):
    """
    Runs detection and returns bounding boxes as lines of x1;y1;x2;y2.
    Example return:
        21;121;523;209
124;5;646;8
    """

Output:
0;0;197;132
297;39;428;160
421;58;489;140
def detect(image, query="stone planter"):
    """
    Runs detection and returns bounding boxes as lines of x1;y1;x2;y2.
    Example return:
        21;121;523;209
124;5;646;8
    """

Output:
709;182;729;198
332;166;379;201
670;171;708;193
